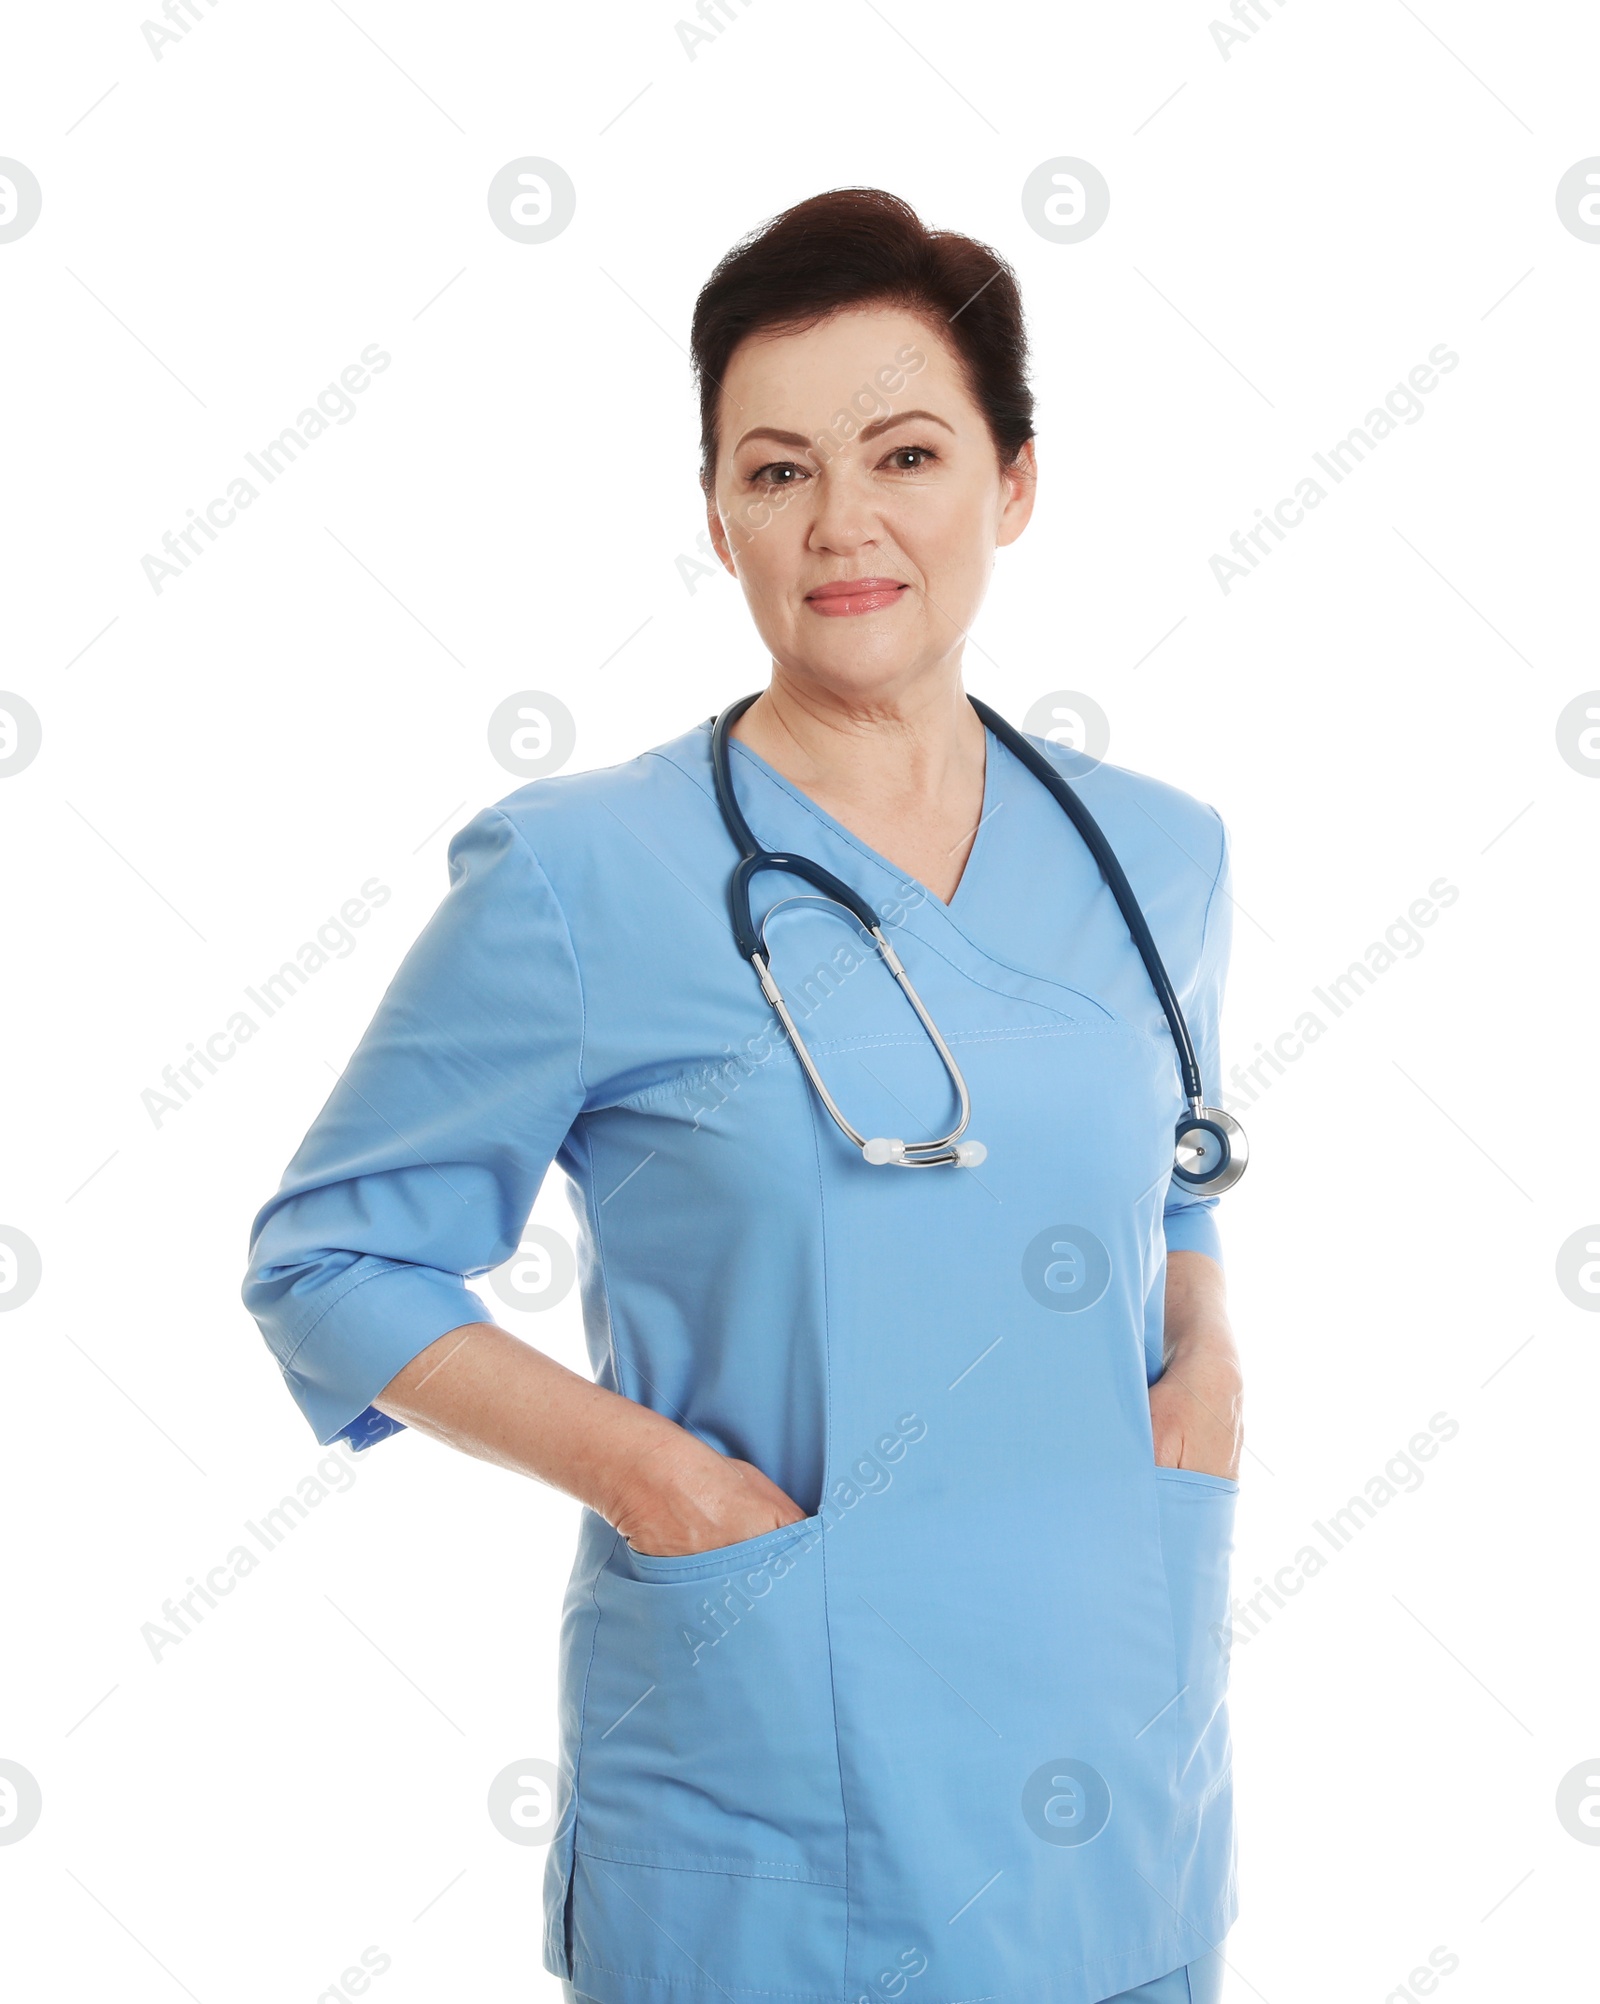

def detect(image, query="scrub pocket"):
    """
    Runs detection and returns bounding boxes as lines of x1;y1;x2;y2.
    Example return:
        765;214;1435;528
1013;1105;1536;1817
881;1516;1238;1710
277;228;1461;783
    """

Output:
574;1511;846;1883
568;1514;850;1996
1152;1468;1238;1814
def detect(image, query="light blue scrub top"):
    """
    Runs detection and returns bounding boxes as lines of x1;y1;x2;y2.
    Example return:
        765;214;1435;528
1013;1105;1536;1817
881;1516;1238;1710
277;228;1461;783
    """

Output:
242;714;1238;2004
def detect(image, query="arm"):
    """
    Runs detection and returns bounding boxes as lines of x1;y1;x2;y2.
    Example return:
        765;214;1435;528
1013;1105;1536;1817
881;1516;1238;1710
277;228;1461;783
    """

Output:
241;806;800;1555
372;1321;806;1555
1150;1249;1243;1478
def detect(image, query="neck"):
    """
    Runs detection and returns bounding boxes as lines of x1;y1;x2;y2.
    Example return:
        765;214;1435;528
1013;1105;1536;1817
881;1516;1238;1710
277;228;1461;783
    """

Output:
728;668;984;809
725;666;991;906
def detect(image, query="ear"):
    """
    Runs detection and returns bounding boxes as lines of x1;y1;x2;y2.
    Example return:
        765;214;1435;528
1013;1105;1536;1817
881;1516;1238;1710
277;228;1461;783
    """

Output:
704;488;738;576
996;438;1038;549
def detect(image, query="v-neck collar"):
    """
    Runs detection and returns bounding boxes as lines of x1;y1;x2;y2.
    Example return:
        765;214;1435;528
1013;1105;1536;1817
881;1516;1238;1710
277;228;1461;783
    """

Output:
722;720;1003;920
660;718;1127;1030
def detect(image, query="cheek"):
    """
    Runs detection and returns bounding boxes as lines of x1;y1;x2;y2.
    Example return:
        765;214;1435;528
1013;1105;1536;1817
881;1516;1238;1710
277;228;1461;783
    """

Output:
727;498;805;592
902;498;993;594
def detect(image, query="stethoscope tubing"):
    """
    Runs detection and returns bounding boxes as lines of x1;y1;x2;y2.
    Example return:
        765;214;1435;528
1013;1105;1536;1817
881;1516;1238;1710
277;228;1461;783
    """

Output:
964;696;1206;1113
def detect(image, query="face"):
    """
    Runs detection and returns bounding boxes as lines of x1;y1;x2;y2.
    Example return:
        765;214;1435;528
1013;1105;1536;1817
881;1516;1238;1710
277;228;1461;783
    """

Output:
705;305;1035;706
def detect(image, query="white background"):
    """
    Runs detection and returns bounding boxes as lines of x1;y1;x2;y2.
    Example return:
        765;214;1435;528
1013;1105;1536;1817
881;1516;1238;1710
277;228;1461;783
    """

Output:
2;2;1597;2000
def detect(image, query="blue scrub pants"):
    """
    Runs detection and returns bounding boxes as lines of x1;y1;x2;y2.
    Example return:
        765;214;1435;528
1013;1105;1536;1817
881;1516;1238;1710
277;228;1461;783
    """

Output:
562;1947;1225;2004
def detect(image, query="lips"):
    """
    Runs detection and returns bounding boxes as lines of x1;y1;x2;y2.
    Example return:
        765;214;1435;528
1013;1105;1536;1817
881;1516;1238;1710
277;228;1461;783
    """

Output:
805;577;909;618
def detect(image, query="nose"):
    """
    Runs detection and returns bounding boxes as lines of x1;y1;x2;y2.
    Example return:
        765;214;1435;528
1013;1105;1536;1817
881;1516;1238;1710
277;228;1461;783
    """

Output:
806;463;880;556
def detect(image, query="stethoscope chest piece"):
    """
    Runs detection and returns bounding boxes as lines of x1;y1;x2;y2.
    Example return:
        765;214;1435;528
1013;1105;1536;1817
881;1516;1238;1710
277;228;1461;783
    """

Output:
1172;1106;1247;1195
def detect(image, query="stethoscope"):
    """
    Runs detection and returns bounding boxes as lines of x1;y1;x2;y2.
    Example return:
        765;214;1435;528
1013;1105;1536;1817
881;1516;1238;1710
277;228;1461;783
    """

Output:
709;693;1247;1194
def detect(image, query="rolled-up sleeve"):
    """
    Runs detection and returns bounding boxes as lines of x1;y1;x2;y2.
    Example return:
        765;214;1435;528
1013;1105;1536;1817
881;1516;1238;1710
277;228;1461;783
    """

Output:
1161;810;1233;1269
241;805;587;1448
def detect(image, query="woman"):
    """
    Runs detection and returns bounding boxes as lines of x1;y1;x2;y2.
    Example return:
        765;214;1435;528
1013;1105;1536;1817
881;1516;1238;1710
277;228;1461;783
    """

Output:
243;187;1245;2004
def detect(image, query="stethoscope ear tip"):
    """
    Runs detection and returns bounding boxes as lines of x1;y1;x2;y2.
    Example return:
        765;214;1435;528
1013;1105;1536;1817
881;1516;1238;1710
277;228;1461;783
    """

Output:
861;1136;989;1167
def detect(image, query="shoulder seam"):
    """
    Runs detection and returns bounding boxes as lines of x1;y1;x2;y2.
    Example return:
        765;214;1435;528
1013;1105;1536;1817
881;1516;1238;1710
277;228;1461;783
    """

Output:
481;805;590;1100
1195;806;1229;978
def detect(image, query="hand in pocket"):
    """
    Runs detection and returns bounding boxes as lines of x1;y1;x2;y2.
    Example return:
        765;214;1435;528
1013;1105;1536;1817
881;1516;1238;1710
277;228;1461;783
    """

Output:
614;1437;808;1558
1150;1351;1243;1481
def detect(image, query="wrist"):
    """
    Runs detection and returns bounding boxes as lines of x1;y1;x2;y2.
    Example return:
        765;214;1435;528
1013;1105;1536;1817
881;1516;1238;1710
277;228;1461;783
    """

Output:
1164;1324;1239;1368
591;1408;710;1530
1160;1331;1243;1415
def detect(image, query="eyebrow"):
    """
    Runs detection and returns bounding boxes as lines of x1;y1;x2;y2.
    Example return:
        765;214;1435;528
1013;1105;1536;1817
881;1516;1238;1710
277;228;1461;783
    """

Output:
732;408;956;454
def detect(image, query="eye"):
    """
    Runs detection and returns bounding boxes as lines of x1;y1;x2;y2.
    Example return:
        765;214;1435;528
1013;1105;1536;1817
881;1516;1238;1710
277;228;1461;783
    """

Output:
747;460;809;488
884;445;938;472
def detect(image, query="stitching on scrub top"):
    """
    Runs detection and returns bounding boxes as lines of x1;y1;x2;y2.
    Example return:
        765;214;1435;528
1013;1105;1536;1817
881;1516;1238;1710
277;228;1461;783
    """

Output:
607;1018;1134;1118
575;1121;628;1403
800;1081;853;1987
658;728;1220;1039
1152;1467;1239;1492
649;736;1128;1027
803;1020;1131;1059
574;1841;845;1887
276;1257;421;1370
1194;805;1229;979
610;1043;800;1116
1186;1761;1233;1816
565;1523;613;1954
488;807;591;1101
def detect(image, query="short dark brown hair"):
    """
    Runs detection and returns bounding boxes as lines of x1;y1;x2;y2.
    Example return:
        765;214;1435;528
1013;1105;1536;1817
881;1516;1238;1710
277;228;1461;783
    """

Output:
690;186;1035;492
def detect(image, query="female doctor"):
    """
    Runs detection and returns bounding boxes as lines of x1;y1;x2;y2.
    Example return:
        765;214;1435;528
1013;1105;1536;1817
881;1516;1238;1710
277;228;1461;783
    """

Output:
242;187;1246;2004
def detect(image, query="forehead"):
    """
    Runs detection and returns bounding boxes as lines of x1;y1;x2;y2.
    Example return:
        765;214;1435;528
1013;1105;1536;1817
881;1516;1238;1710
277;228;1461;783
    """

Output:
717;304;969;440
